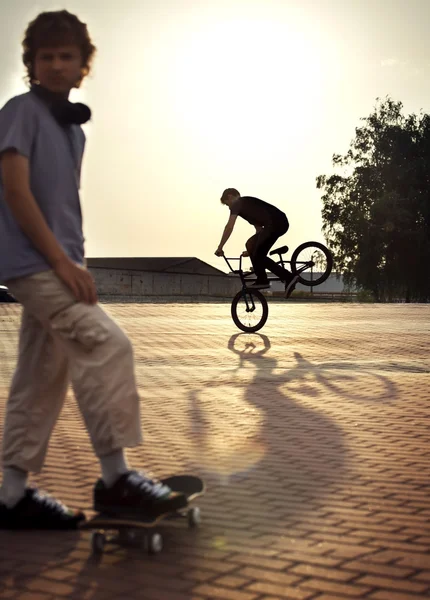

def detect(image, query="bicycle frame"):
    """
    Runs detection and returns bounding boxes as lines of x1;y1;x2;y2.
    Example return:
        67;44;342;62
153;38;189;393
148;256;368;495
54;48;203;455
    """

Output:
222;252;313;314
222;253;312;288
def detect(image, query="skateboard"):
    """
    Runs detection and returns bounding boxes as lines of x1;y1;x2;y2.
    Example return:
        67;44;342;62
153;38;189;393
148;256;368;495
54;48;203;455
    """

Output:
80;475;205;556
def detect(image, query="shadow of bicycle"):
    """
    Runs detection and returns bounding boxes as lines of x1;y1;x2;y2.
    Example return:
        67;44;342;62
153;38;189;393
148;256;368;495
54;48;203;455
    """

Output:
186;332;398;535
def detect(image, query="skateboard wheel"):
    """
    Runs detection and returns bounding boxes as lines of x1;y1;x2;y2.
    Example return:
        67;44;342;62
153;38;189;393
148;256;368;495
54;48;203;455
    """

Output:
148;532;163;554
188;506;201;528
91;531;105;555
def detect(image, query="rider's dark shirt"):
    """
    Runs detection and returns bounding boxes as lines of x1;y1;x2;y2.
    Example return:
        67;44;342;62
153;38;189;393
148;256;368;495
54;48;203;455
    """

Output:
230;196;287;227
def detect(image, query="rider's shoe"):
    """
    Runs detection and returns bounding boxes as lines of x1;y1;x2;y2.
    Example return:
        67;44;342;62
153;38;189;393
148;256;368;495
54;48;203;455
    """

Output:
247;280;271;290
285;275;299;298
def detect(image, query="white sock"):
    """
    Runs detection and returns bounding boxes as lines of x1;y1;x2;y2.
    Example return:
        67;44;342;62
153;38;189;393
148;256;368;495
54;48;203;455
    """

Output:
99;449;129;487
0;467;28;508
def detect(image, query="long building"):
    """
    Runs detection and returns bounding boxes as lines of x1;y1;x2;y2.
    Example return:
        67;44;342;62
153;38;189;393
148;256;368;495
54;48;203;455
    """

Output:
86;257;240;299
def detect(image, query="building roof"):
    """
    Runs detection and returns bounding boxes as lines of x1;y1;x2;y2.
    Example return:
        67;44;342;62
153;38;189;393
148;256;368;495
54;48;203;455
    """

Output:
86;257;228;277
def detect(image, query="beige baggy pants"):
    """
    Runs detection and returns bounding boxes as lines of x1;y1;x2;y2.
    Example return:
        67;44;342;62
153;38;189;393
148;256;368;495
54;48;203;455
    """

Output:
3;270;142;473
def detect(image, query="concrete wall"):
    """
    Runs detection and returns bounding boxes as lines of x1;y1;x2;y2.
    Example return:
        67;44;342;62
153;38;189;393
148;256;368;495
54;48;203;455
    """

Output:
89;267;241;298
89;267;353;300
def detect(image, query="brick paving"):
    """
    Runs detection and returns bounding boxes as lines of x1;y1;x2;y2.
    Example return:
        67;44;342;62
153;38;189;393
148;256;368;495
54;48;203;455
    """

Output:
0;301;429;600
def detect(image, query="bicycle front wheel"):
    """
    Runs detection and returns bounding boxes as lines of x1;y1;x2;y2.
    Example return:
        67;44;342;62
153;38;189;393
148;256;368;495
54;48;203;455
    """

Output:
291;241;333;286
231;290;269;333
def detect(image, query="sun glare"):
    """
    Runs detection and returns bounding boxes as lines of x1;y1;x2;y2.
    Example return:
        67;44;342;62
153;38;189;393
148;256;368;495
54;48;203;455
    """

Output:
168;17;324;169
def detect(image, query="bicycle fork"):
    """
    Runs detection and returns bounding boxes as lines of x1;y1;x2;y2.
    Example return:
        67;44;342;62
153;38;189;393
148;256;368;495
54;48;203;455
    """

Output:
241;288;257;312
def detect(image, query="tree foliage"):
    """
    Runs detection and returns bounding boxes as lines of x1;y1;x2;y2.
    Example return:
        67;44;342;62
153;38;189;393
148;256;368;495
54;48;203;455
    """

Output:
317;97;430;302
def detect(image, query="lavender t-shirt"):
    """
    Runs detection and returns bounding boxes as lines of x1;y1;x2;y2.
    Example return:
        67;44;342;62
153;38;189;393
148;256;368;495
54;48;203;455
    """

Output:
0;91;86;283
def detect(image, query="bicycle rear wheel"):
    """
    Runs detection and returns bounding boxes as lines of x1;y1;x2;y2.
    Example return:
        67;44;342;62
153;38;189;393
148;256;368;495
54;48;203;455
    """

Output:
231;290;268;333
291;241;333;286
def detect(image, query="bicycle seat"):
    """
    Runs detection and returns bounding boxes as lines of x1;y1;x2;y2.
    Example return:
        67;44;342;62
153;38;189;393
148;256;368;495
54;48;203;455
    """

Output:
269;245;288;256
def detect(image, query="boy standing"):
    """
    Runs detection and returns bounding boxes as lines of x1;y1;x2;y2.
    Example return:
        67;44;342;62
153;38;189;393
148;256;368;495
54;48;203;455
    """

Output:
0;10;186;529
215;188;299;296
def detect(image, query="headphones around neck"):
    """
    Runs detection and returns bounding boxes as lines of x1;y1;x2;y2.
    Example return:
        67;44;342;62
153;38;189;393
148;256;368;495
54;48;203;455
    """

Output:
30;84;91;126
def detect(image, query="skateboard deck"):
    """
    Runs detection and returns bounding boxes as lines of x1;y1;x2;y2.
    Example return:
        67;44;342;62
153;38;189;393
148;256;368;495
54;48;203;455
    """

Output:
81;475;205;555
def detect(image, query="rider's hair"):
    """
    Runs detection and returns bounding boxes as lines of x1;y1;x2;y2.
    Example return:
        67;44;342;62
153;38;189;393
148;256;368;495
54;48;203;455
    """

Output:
220;188;240;204
22;10;96;88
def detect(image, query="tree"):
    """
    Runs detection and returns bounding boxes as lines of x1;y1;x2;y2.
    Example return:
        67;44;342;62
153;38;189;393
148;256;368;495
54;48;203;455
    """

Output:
317;97;430;302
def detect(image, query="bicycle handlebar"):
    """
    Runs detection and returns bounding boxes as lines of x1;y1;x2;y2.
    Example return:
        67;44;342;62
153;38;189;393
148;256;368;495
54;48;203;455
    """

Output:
222;254;243;274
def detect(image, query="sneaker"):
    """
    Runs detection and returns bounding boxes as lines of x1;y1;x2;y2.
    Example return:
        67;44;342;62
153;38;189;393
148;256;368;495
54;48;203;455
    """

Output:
0;488;86;530
285;275;299;298
93;471;188;519
246;280;271;290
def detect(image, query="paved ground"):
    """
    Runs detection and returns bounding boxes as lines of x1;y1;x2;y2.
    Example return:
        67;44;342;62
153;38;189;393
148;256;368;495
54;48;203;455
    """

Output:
0;301;429;600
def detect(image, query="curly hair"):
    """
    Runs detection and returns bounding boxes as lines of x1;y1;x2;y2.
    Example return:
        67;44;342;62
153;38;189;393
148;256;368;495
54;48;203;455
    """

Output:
22;10;96;88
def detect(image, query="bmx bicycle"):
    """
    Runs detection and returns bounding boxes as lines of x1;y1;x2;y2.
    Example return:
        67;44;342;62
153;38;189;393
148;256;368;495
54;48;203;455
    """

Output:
222;241;333;333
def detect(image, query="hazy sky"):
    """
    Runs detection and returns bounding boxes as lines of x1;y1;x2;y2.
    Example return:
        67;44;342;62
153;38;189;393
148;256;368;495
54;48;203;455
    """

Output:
1;0;430;271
